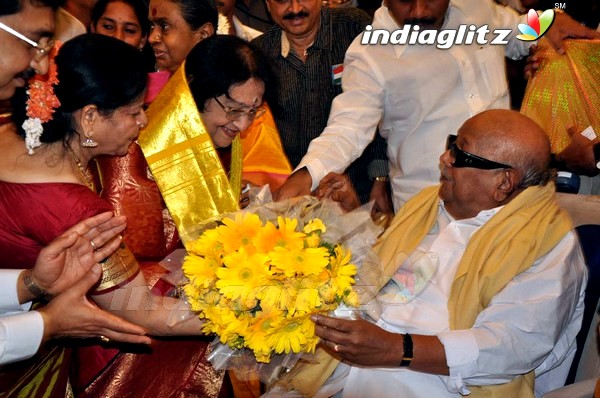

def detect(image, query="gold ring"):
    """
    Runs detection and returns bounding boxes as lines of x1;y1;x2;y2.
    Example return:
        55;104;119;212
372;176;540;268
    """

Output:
90;240;97;250
333;344;340;352
99;335;110;343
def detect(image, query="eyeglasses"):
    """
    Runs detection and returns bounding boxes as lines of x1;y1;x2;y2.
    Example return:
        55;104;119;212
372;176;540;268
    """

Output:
446;134;512;170
0;22;55;62
213;96;266;121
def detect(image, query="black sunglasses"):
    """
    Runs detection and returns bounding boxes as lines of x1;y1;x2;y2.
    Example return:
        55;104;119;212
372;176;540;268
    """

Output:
446;135;512;170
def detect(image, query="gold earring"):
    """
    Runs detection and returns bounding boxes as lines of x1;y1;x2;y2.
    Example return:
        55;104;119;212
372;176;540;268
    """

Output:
81;132;98;148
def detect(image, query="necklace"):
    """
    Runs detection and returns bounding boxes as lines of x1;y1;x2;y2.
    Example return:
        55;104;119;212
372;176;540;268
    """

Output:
64;143;95;191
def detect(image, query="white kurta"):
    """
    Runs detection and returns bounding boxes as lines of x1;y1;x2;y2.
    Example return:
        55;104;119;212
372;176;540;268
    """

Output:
318;203;586;398
297;0;533;210
0;269;43;365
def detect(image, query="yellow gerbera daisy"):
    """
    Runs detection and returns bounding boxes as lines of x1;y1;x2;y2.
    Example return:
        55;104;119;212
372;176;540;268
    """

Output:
267;314;316;355
303;218;326;234
275;216;306;250
183;255;221;289
216;250;271;308
219;212;263;253
256;283;284;312
270;246;330;277
329;245;357;295
244;308;285;361
187;228;223;258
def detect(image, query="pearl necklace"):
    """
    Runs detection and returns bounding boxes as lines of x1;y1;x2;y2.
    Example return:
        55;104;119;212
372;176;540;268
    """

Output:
64;143;95;191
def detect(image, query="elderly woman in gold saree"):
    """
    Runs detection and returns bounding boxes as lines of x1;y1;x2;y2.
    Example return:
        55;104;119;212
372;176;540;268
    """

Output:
78;35;282;397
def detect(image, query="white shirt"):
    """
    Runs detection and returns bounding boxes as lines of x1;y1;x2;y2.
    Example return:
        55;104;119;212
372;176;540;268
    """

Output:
297;0;532;210
218;14;262;42
319;203;587;398
232;15;262;41
0;269;44;365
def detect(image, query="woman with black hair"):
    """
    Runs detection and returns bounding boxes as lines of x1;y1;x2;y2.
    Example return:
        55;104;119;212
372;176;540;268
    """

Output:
0;34;229;397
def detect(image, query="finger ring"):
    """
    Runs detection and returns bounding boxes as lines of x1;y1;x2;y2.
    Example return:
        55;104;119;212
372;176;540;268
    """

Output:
333;344;340;352
99;335;110;343
90;240;97;250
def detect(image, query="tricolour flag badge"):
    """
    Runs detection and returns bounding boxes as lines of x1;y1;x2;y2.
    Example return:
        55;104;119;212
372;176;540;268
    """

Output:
332;64;343;86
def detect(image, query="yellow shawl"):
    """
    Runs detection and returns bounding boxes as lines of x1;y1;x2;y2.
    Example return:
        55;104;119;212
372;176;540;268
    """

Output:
279;183;571;397
138;66;241;247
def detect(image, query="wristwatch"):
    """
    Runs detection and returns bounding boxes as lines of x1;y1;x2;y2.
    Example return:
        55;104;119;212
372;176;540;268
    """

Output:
400;333;413;367
593;143;600;170
23;269;53;302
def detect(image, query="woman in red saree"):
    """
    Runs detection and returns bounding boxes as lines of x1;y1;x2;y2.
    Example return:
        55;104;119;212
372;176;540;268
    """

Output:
0;34;233;397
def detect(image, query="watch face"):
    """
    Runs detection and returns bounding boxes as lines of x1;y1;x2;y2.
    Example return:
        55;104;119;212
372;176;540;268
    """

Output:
596;161;600;170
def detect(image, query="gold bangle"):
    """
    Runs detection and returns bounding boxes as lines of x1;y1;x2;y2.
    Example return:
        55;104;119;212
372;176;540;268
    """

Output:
22;269;54;302
374;176;389;183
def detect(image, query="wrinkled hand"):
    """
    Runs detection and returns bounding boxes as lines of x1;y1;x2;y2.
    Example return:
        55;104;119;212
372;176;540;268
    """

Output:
556;126;599;176
240;180;252;209
38;263;151;344
273;168;313;201
544;13;600;55
311;314;402;367
31;212;126;296
315;172;360;212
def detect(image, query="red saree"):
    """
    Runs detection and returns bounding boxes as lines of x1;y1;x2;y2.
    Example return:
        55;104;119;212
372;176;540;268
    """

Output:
0;180;229;398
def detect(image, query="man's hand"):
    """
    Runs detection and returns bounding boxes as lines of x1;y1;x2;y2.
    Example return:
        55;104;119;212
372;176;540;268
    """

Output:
273;168;313;201
38;264;151;344
30;212;126;297
369;178;394;221
315;172;360;212
311;314;403;367
523;45;539;80
544;12;600;55
240;180;252;209
312;314;449;374
556;126;599;176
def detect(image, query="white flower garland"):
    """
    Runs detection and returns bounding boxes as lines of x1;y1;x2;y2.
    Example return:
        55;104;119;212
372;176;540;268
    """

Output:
22;117;44;155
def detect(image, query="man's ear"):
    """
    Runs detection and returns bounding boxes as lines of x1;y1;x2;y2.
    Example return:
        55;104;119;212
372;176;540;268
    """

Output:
493;169;519;203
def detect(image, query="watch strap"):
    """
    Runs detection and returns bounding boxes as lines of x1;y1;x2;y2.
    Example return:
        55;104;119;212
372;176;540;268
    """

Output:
593;143;600;170
400;333;413;367
23;269;53;302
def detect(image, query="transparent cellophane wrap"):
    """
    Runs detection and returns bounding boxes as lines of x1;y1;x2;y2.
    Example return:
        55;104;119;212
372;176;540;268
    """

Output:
160;186;384;385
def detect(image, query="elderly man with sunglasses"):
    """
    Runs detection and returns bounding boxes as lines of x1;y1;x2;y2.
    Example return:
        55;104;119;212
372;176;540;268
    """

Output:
283;109;587;398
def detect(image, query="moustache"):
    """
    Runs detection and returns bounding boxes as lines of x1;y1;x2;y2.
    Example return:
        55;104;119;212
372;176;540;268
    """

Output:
283;11;309;20
404;18;438;28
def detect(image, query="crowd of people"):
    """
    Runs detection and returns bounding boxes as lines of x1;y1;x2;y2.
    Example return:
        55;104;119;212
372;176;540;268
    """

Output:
0;0;598;397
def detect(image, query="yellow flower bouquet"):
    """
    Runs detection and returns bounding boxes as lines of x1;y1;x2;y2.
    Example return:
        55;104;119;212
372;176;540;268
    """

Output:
181;190;383;371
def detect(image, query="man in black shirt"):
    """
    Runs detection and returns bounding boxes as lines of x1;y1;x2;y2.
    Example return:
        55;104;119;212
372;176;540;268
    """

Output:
252;1;391;208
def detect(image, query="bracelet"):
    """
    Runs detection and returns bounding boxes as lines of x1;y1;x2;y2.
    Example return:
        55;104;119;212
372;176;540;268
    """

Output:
374;175;389;183
22;269;54;302
400;333;413;367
